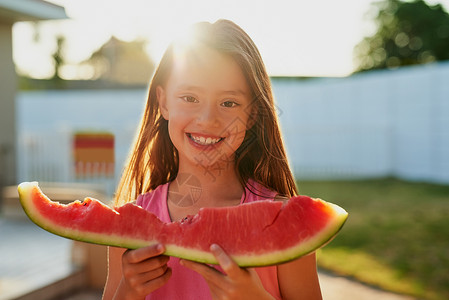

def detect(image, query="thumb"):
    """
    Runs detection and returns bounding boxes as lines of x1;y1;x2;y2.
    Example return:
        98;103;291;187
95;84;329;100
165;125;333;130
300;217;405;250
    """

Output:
210;244;242;277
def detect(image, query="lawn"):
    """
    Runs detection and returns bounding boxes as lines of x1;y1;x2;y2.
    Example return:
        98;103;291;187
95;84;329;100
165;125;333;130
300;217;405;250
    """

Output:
297;178;449;300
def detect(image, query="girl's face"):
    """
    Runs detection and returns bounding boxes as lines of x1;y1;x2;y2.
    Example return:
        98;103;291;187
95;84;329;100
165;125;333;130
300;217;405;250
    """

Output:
157;46;253;172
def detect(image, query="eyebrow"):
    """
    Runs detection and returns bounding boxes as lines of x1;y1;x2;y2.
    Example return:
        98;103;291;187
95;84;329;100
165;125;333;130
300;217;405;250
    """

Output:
178;85;204;92
177;85;248;96
220;89;247;96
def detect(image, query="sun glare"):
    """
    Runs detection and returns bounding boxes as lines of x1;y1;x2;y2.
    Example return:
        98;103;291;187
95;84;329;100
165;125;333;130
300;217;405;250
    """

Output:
16;0;449;78
173;25;199;47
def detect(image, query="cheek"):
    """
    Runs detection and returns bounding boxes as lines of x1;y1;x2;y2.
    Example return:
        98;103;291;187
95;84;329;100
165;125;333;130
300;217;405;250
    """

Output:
166;105;192;127
166;111;190;143
221;114;250;148
223;112;251;133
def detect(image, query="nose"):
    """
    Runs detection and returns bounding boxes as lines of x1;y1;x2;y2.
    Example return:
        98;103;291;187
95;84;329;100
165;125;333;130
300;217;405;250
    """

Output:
196;102;220;128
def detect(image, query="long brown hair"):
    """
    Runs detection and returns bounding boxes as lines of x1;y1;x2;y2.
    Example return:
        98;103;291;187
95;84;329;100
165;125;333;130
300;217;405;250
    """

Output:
114;19;297;206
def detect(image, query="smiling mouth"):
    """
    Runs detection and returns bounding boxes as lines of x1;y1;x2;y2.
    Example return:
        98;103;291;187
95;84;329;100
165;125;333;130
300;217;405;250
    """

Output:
187;133;224;146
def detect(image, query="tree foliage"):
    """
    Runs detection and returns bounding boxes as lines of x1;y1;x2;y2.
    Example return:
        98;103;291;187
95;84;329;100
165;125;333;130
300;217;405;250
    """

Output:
84;37;155;85
52;35;66;80
354;0;449;72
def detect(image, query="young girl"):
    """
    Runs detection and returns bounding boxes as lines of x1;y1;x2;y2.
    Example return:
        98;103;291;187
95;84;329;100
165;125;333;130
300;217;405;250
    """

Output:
103;19;322;300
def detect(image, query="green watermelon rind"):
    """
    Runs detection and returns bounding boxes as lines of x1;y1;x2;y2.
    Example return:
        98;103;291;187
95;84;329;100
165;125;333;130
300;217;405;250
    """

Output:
18;181;348;267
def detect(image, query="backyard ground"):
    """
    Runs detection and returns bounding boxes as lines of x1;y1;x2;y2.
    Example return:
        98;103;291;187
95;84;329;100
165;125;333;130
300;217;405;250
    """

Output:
297;178;449;300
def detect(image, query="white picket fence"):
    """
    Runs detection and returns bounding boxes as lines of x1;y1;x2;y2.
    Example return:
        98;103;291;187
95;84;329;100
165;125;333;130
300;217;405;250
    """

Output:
16;62;449;194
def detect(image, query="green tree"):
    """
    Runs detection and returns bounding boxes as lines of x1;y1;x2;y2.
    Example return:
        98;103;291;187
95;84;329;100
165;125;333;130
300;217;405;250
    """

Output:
354;0;449;72
84;37;155;85
52;35;66;80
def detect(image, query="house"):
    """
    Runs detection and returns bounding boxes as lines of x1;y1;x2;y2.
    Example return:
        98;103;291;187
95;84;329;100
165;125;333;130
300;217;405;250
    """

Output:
0;0;67;187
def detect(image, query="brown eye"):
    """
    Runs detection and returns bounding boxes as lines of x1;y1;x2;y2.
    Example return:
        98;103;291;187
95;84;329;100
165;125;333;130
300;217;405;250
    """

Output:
181;96;198;103
222;100;238;108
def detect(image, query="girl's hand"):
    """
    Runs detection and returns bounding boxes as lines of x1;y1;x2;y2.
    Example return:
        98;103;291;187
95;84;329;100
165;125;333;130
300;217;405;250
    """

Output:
116;244;172;299
180;244;275;300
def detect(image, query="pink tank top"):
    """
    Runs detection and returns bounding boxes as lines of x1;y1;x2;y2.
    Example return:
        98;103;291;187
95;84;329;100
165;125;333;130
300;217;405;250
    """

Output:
136;179;282;300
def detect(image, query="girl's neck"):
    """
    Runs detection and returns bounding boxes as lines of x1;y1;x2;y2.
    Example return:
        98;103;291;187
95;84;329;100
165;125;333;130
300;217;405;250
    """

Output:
171;160;244;208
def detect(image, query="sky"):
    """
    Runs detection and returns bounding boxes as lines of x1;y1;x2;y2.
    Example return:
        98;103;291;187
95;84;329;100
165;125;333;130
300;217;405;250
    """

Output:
12;0;449;78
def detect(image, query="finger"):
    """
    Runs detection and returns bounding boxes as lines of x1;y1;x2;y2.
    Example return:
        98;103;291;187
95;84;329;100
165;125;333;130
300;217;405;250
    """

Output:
210;244;242;278
132;254;170;274
129;264;170;287
122;255;170;282
124;244;165;264
140;266;172;294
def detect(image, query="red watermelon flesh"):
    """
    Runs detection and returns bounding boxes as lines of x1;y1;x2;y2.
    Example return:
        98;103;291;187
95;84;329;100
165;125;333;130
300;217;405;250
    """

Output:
17;181;348;267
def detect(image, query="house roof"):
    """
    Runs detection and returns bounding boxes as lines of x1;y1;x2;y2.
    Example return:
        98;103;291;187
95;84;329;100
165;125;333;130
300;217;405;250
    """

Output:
0;0;67;23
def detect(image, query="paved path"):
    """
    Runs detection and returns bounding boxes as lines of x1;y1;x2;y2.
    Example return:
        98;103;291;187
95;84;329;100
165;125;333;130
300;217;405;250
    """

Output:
318;271;415;300
0;218;76;300
1;216;415;300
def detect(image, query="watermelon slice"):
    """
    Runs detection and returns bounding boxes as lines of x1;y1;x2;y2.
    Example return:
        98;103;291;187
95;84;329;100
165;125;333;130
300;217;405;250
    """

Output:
17;181;348;267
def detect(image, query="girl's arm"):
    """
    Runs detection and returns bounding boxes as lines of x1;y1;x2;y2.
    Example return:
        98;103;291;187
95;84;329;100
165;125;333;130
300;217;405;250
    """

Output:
278;252;322;299
102;245;172;300
103;247;126;300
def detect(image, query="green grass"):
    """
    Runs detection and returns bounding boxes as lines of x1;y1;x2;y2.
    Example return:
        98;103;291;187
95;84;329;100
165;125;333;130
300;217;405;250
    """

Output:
297;178;449;300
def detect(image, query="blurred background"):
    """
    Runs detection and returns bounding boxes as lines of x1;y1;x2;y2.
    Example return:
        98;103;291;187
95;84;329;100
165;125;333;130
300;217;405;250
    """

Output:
1;0;448;299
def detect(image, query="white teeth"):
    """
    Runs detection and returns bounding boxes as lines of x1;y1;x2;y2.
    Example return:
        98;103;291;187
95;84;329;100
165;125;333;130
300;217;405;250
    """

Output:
190;134;222;145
